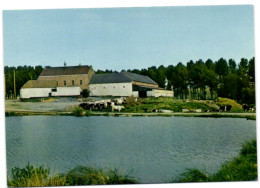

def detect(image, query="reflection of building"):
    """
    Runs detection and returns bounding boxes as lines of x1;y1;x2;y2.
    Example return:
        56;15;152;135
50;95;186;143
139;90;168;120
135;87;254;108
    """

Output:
38;65;94;90
89;71;174;97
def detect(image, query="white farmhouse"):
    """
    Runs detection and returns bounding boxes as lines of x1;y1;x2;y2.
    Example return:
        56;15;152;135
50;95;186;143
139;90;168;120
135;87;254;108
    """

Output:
20;80;81;99
89;71;174;97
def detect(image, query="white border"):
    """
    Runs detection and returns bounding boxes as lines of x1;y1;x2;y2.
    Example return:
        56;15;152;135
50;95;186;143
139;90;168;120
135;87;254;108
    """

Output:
1;1;259;188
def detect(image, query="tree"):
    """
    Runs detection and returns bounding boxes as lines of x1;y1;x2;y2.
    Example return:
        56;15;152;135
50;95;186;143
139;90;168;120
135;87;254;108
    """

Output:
215;58;228;78
228;59;236;73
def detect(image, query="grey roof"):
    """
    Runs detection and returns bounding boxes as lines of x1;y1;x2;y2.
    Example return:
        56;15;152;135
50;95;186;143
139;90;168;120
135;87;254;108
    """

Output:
121;71;158;85
89;71;158;85
22;80;57;88
89;73;132;84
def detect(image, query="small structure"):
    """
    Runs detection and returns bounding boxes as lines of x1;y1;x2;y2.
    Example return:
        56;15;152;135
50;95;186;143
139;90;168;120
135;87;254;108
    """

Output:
38;65;94;90
20;80;81;99
89;71;173;97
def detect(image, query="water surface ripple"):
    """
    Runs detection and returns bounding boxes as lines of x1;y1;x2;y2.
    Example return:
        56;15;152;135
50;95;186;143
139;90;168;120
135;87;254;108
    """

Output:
6;116;256;183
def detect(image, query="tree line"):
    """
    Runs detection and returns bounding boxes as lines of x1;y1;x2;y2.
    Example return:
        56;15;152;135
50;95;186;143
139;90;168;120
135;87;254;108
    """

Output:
4;65;43;98
125;57;255;105
4;57;255;105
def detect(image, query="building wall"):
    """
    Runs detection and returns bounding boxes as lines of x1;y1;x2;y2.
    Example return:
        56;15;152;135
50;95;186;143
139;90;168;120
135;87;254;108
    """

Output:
153;89;174;97
38;68;94;90
132;91;139;97
89;82;133;96
52;87;81;96
20;88;53;98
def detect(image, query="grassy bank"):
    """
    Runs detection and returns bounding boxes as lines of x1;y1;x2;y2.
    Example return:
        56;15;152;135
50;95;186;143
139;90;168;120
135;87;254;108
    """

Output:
7;165;138;187
122;97;244;113
171;139;257;182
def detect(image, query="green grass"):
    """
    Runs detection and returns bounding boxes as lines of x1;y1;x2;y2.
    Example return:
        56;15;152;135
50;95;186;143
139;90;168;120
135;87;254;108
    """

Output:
7;163;66;187
171;139;257;183
72;107;85;116
7;165;138;187
216;97;243;112
122;97;219;113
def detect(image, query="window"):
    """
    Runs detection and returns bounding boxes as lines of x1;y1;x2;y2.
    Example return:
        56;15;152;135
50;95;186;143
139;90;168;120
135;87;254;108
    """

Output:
64;80;66;86
72;80;74;85
52;88;57;92
80;80;82;85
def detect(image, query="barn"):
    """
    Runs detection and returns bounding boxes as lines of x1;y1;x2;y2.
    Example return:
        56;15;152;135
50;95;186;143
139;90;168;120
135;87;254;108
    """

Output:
20;80;81;99
89;71;174;97
20;65;93;99
38;65;94;90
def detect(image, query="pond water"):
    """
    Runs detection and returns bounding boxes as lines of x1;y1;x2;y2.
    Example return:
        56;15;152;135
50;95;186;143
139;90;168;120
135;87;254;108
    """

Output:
5;116;256;183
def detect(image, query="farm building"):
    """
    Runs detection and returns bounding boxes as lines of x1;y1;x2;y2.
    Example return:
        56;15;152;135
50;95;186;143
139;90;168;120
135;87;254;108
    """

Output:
89;71;174;97
38;65;94;90
20;80;81;99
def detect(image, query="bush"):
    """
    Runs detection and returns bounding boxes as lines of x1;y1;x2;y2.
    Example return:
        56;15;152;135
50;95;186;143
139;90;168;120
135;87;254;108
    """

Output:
81;89;90;98
7;163;66;187
8;165;138;186
73;107;85;116
65;166;138;185
216;97;243;112
85;110;92;116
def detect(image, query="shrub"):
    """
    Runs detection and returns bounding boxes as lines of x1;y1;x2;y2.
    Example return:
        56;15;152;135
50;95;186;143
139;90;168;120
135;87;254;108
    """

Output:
125;95;137;104
81;89;90;98
85;110;92;116
7;163;66;187
171;169;209;183
64;166;138;185
216;97;243;112
8;165;138;186
73;107;85;116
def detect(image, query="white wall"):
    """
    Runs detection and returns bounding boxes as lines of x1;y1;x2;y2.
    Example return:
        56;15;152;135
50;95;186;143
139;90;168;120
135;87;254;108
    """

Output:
89;82;132;97
20;88;53;99
132;91;139;97
153;89;174;97
52;87;81;96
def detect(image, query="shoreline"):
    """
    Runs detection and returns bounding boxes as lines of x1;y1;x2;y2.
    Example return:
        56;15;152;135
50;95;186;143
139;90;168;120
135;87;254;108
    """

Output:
5;110;256;119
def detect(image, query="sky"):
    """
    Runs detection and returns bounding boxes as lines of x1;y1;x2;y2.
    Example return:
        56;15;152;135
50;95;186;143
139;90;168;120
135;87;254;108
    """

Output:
3;5;255;71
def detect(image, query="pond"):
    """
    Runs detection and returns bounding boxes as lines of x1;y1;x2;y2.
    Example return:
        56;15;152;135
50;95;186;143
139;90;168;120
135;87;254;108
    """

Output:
5;116;256;183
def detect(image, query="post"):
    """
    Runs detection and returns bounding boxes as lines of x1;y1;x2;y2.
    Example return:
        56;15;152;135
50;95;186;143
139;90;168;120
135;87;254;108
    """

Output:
13;70;16;99
4;74;6;99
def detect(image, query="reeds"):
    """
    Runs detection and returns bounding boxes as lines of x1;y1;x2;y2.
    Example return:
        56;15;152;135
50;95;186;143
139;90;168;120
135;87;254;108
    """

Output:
7;164;138;187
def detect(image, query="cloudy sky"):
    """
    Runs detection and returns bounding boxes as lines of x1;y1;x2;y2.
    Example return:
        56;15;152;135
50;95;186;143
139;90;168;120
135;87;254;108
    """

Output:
3;5;255;71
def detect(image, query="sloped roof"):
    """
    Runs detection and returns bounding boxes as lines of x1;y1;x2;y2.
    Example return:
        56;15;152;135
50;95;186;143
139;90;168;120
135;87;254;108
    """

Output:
89;73;132;84
22;80;57;88
39;65;91;76
89;71;158;85
121;71;158;85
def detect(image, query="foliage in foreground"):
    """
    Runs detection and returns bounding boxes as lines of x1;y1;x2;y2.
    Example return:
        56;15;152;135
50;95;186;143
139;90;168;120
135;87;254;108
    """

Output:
172;139;257;182
7;165;138;187
7;164;66;187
